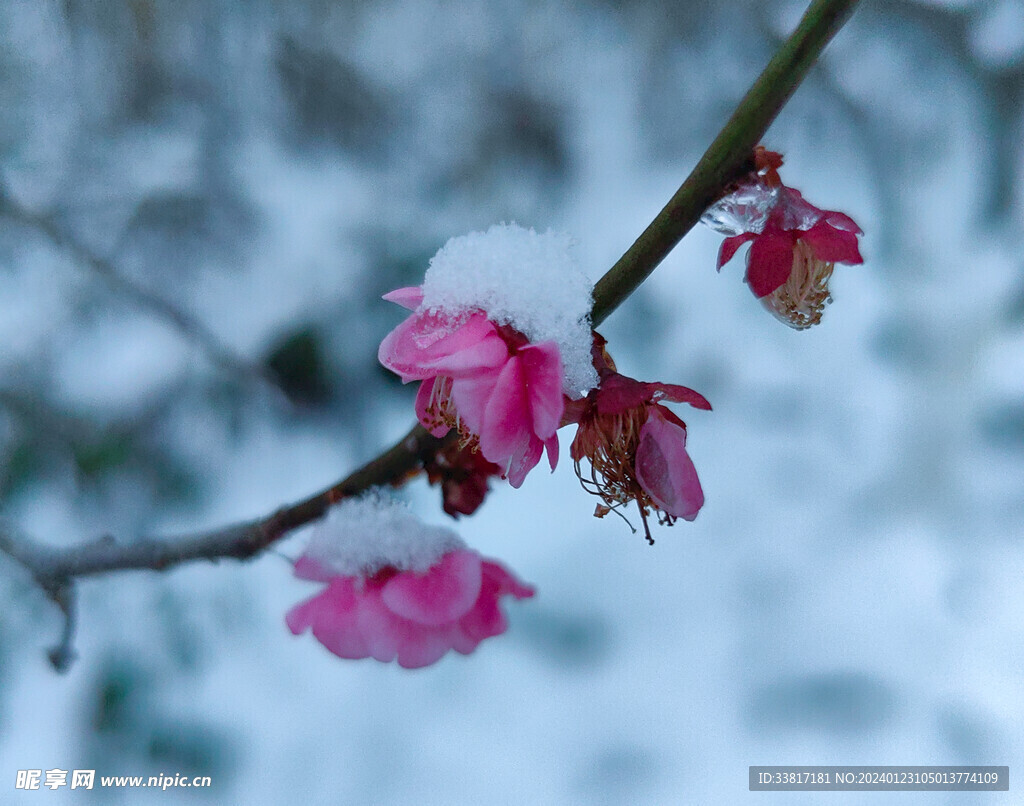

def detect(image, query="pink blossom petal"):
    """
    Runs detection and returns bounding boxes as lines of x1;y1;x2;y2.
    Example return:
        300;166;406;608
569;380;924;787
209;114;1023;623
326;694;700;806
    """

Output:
449;371;501;437
379;312;504;383
288;550;534;668
544;434;559;472
453;560;535;651
505;435;543;489
381;550;483;626
746;227;797;298
518;341;564;439
477;356;531;469
293;555;336;583
382;286;425;310
421;330;509;378
635;408;704;521
355;583;461;668
286;578;371;660
378;314;451;383
355;586;404;663
718;232;757;268
799;220;864;265
394;625;461;669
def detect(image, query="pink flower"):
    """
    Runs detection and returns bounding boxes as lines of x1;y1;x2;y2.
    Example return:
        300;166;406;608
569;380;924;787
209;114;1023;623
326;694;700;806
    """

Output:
564;335;709;543
709;148;863;329
378;286;563;487
287;548;534;669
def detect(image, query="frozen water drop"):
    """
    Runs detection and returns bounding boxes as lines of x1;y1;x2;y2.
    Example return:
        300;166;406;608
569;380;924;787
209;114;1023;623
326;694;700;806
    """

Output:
700;183;779;236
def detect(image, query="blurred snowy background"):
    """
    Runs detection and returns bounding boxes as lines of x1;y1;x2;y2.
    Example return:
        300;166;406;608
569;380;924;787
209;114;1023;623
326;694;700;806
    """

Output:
1;0;1022;802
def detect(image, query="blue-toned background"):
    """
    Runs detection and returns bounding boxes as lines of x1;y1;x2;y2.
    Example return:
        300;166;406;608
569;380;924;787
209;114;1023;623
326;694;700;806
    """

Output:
1;0;1021;802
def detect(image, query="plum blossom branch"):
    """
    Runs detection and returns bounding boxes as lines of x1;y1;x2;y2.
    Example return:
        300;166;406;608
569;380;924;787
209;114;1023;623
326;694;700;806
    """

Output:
0;0;860;670
0;423;449;580
590;0;860;327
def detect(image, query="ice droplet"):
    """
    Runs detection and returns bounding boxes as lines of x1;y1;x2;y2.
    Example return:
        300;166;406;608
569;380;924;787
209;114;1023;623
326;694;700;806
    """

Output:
774;187;824;232
700;183;779;236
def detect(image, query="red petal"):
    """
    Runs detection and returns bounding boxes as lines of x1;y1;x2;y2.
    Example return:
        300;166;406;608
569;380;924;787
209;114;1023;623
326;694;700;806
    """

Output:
823;210;862;234
649;382;712;411
717;233;757;269
746;228;796;297
799;220;863;265
634;410;704;521
593;374;654;414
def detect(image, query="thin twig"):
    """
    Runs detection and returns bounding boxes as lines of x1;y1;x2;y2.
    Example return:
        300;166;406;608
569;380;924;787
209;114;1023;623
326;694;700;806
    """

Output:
0;182;289;405
46;583;78;673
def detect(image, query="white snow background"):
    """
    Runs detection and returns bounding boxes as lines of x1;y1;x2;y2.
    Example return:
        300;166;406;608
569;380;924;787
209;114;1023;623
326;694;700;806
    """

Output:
0;0;1022;803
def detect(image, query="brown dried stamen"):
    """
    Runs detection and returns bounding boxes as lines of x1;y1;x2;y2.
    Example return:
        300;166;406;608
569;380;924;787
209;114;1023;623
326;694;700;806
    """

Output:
571;407;677;542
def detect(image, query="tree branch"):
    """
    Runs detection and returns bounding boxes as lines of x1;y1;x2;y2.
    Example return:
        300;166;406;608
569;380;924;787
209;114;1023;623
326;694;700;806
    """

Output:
0;0;860;669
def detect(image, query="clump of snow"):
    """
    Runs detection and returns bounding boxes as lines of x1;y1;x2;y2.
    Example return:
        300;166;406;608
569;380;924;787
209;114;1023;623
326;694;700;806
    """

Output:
301;494;464;576
420;223;597;397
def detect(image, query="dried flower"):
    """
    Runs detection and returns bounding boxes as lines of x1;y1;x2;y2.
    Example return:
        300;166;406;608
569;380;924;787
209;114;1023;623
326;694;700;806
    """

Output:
423;440;502;518
564;336;710;543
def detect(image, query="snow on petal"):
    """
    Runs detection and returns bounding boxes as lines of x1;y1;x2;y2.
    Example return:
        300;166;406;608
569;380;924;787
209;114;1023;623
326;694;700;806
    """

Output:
420;223;596;396
299;495;464;578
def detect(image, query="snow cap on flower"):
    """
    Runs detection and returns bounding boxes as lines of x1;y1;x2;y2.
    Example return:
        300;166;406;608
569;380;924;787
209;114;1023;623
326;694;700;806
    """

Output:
297;493;464;578
420;223;597;397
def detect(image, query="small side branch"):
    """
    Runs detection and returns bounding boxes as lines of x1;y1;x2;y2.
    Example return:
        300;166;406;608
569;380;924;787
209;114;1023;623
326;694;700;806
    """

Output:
0;182;287;403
